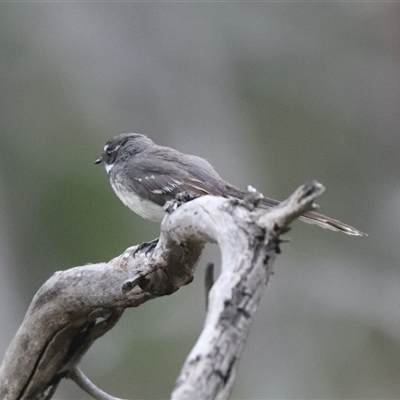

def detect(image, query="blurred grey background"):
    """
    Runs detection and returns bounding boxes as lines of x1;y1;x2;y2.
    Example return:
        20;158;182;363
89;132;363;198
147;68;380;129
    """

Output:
1;3;399;399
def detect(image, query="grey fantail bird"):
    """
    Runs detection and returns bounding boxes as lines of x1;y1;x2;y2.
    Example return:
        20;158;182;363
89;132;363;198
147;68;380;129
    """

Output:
95;133;366;237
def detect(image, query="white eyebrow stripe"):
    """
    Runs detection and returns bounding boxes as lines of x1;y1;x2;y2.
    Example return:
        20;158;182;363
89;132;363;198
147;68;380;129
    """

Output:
104;144;120;153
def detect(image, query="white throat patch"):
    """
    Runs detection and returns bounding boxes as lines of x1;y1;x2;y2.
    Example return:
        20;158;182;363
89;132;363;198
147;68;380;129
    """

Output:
105;163;115;174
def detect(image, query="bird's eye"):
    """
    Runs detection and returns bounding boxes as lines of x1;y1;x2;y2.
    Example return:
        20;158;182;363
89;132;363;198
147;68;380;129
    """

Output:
106;144;121;157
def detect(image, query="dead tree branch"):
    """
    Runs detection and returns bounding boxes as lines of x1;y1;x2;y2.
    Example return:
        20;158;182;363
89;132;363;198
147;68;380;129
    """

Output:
0;181;324;400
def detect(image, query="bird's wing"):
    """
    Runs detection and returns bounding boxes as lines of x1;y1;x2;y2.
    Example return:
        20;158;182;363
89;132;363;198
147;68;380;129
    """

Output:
123;157;221;206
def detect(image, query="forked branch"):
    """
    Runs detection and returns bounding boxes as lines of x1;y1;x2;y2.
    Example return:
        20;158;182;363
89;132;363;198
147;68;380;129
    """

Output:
0;181;324;400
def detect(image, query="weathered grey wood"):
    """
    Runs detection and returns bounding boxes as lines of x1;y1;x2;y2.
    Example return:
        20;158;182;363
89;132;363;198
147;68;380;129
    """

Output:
0;182;324;400
0;205;204;399
171;182;324;400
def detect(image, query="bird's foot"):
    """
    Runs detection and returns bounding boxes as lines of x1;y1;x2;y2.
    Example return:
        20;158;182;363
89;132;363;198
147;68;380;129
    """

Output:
132;238;159;257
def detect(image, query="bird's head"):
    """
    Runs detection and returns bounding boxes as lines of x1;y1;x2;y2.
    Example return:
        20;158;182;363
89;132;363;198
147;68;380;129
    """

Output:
95;133;154;173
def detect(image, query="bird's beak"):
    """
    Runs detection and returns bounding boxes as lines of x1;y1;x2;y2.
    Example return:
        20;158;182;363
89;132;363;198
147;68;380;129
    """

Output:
94;157;102;165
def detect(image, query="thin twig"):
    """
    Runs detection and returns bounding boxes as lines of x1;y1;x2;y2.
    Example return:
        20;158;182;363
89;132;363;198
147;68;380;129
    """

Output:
69;368;128;400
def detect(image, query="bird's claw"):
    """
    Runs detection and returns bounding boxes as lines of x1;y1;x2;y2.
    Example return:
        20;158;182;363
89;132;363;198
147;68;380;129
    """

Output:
132;238;159;257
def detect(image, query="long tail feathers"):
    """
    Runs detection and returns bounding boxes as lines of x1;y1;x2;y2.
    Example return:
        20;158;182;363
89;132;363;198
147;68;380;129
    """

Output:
299;210;367;236
259;197;366;237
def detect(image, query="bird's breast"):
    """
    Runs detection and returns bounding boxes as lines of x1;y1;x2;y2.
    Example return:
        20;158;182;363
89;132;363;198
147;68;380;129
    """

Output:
110;177;165;222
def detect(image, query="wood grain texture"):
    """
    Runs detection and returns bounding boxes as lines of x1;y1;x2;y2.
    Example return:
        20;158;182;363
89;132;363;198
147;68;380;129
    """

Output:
0;182;324;400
